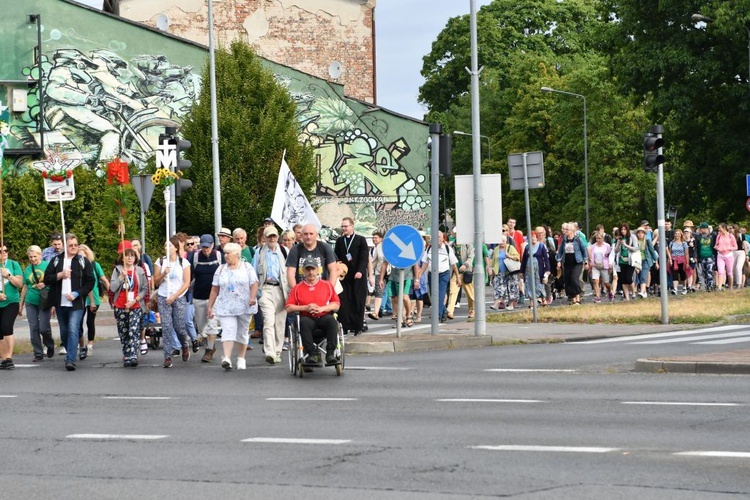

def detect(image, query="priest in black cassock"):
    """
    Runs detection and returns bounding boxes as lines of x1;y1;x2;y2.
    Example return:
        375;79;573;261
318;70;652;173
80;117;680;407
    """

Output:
334;217;370;335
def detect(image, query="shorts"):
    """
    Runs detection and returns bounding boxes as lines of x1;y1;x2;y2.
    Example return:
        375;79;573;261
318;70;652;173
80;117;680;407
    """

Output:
370;281;384;299
590;266;611;284
0;302;20;338
388;279;412;297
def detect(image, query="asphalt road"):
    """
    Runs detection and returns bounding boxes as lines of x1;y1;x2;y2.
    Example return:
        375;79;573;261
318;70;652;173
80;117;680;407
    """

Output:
2;334;749;499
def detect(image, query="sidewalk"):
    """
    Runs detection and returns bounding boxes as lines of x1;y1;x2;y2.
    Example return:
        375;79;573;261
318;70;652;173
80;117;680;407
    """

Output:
345;317;750;375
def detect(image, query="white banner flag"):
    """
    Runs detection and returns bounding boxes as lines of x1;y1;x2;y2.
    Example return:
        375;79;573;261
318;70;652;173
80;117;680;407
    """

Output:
271;151;321;230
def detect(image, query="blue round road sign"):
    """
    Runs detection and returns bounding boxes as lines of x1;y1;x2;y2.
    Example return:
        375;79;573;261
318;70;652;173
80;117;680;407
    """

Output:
382;225;423;269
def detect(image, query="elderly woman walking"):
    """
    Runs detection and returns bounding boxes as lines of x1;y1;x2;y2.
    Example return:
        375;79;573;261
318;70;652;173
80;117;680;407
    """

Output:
20;245;55;361
489;240;521;310
208;242;259;371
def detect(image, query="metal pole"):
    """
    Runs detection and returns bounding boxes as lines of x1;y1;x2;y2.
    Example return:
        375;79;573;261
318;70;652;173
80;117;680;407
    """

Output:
35;15;44;152
429;123;442;334
654;126;669;324
582;95;589;237
746;26;750;88
140;208;146;255
522;153;537;323
208;0;223;235
469;0;485;336
396;268;404;339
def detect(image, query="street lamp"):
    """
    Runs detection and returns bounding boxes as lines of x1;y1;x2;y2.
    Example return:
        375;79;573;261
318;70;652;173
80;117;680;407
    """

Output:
452;130;490;159
541;86;589;236
691;13;750;89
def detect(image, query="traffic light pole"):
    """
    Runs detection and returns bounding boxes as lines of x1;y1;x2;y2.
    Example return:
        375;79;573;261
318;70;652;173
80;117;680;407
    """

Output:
652;125;669;324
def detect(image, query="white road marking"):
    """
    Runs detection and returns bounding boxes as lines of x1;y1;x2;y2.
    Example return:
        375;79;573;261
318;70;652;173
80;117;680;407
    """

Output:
484;369;576;373
0;395;18;398
242;437;351;445
102;396;173;400
345;366;412;371
470;445;618;453
437;399;544;403
622;401;742;407
572;325;746;344
66;434;168;440
13;364;41;368
675;451;750;458
266;397;357;401
695;336;750;345
632;331;750;345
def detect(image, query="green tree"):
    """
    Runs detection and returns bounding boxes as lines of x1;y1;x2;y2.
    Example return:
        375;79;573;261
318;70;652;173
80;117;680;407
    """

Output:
178;41;315;238
599;0;750;224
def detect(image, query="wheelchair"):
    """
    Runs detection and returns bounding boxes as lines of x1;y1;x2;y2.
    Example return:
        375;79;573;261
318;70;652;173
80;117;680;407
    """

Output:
287;314;345;377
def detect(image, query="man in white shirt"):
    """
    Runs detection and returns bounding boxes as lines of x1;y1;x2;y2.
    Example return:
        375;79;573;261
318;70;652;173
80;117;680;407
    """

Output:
417;231;458;323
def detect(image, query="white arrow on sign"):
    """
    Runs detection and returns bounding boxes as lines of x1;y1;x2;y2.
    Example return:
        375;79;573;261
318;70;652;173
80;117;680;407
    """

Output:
388;233;416;261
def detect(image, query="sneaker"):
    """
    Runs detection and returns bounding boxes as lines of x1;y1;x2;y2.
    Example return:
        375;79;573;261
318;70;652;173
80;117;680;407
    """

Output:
130;359;139;367
326;353;337;364
65;361;76;371
221;357;232;370
638;292;647;299
594;297;601;303
46;346;54;358
4;358;14;370
87;344;93;354
163;358;172;368
191;340;200;353
670;288;677;295
172;349;181;356
282;340;290;352
608;292;614;301
79;347;88;360
33;355;44;362
681;288;687;295
0;359;6;370
236;358;246;370
274;356;282;364
181;345;190;362
506;305;514;310
123;359;133;368
201;347;216;363
265;354;275;365
59;346;67;355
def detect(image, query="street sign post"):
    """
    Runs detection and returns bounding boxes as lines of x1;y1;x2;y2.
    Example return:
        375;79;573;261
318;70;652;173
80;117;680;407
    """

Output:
508;151;544;190
383;225;423;338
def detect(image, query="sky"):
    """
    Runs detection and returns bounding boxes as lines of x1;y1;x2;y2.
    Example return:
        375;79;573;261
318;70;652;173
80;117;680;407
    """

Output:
375;0;493;120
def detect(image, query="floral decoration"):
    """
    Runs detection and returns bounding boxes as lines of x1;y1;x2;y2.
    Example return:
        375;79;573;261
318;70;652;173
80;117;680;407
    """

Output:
151;167;181;188
32;147;82;181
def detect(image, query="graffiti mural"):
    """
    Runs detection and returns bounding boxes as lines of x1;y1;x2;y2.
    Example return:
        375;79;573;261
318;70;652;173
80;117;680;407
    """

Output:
16;49;198;168
1;1;430;233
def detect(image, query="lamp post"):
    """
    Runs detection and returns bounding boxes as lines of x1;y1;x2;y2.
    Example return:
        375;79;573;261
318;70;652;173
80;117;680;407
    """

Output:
452;130;490;159
692;14;750;89
541;86;589;236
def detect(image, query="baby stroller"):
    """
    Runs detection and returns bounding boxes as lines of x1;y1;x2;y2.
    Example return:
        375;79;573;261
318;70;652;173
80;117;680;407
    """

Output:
144;310;162;351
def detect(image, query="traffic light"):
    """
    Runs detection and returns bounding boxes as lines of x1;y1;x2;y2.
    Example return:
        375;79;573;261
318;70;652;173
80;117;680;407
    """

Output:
173;135;192;197
439;134;452;176
642;126;664;173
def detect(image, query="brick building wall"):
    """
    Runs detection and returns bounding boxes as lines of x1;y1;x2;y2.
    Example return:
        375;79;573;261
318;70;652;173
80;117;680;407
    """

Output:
118;0;376;103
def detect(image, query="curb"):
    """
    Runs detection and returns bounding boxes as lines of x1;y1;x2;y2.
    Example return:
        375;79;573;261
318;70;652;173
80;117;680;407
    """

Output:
634;358;750;375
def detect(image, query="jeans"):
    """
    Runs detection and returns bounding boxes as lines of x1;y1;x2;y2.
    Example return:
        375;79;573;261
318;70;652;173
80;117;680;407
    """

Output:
57;306;85;364
26;304;53;358
430;271;451;318
184;302;197;341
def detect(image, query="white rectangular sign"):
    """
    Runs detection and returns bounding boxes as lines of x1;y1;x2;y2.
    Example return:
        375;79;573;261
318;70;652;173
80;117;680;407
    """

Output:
43;177;76;202
454;174;503;244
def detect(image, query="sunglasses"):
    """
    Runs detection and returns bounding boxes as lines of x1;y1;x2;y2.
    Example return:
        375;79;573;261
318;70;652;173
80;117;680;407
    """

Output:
0;249;7;253
186;242;196;247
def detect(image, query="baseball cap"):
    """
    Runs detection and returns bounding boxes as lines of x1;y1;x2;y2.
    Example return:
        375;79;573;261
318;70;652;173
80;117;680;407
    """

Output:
302;257;318;269
263;217;275;224
264;226;279;238
640;220;649;226
117;240;133;253
217;227;232;237
699;222;709;229
200;234;214;247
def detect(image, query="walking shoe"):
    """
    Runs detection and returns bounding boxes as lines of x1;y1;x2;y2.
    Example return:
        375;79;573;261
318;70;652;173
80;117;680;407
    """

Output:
221;357;232;370
123;359;133;368
130;359;138;367
79;347;88;360
65;361;76;371
326;353;338;365
682;288;687;295
506;305;515;310
0;359;6;370
274;356;282;364
191;340;200;353
33;355;44;362
201;347;216;363
594;297;601;303
172;349;181;356
46;346;54;358
265;354;275;365
608;292;614;301
59;346;67;355
282;339;290;351
236;358;246;370
4;358;14;370
163;357;172;368
671;288;677;295
181;345;190;362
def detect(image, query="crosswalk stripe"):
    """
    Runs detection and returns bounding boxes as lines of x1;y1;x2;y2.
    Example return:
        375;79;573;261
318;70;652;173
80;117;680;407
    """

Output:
694;336;750;345
572;325;748;344
632;331;750;345
242;437;351;445
470;445;618;453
